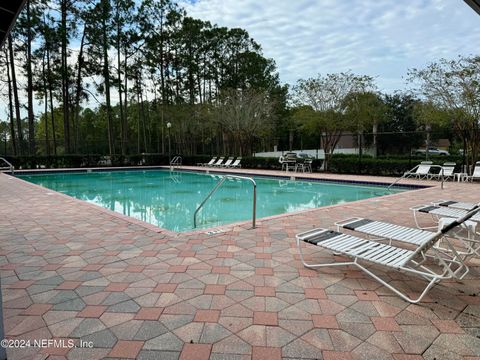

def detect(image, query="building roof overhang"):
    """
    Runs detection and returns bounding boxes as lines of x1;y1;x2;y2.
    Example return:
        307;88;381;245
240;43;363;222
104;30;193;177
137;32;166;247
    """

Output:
0;0;28;49
465;0;480;15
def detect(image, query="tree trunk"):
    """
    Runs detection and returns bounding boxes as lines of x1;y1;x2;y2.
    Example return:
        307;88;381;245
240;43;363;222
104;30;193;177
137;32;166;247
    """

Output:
123;46;128;153
159;8;166;107
5;50;17;155
102;0;114;155
136;90;141;154
61;0;71;153
46;45;57;155
8;35;23;155
42;48;50;156
115;2;126;155
26;0;35;155
140;90;148;153
73;27;86;154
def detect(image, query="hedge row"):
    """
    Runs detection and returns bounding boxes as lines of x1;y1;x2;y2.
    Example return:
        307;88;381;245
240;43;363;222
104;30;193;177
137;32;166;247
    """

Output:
2;154;174;169
328;155;461;176
4;154;327;172
3;153;458;177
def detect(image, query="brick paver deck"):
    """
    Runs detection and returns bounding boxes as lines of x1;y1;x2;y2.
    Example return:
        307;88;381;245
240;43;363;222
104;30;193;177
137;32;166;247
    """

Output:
0;169;479;360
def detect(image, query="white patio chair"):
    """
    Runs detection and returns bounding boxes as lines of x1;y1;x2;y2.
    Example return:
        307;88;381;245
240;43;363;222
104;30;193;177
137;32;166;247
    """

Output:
220;157;234;167
404;161;433;179
304;159;313;173
466;162;480;182
429;162;456;181
296;206;480;303
228;157;242;168
210;157;224;167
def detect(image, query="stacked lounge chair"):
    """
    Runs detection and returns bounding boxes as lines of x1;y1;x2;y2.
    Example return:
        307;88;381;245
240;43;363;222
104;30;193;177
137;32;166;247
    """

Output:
198;157;217;167
210;157;225;167
410;202;480;258
228;157;242;168
199;156;242;168
218;157;234;167
296;205;480;303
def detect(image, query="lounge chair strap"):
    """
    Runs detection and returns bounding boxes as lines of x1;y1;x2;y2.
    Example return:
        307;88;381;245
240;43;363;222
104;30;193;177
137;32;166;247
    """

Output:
419;205;439;213
439;201;457;207
299;230;414;267
303;230;343;245
343;219;374;230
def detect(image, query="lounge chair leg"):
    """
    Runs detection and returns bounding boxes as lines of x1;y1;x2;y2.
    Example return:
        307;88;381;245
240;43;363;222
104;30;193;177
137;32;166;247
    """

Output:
412;210;437;230
354;262;439;304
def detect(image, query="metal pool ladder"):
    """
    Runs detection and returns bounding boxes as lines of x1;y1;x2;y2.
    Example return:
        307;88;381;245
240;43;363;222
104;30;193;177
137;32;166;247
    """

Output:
194;175;257;229
0;158;14;175
170;156;182;169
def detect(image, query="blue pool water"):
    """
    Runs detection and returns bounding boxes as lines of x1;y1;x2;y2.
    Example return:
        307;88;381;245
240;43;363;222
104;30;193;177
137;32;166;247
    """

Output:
18;170;405;231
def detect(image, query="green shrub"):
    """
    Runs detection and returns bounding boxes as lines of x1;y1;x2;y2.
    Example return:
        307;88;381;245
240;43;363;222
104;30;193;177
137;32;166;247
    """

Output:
329;155;460;176
8;153;458;177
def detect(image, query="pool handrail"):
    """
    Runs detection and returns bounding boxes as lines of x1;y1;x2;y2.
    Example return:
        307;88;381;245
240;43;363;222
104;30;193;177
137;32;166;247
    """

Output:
0;157;14;175
193;175;257;229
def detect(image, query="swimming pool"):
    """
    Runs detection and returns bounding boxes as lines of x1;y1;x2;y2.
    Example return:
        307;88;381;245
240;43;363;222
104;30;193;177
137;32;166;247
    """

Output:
18;170;406;232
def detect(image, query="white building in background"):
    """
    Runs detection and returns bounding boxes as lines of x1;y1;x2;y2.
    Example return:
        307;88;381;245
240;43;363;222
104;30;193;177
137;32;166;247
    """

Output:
255;135;374;159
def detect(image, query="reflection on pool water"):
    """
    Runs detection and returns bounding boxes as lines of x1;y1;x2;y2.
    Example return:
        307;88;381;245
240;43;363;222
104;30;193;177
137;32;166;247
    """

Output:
19;170;406;232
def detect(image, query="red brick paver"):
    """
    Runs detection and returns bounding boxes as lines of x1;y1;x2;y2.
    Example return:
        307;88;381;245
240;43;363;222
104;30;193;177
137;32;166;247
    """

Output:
153;283;177;293
252;346;282;360
312;315;339;329
108;340;143;359
180;343;212;360
134;307;164;320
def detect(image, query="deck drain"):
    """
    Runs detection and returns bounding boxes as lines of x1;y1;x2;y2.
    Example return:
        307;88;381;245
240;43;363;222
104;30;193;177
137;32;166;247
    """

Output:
205;229;225;235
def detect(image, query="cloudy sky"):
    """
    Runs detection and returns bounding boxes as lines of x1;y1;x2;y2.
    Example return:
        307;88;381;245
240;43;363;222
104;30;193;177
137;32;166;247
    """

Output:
181;0;480;93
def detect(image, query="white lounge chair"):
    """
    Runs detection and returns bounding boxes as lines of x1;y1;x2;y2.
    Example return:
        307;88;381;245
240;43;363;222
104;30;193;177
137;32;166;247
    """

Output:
429;162;456;181
228;157;242;168
404;161;433;179
466;162;480;182
337;213;479;262
433;200;476;211
410;204;480;258
412;205;480;226
220;157;234;167
296;206;480;303
198;157;217;167
210;157;224;167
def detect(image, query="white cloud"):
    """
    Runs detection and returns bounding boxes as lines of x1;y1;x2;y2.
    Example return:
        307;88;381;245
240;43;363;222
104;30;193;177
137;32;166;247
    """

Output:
181;0;480;93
